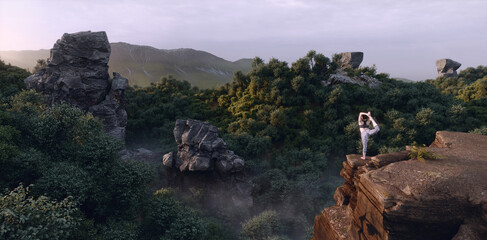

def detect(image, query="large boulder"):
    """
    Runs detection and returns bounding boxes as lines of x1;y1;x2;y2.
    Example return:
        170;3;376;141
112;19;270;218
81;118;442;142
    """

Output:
24;31;128;141
436;58;461;78
338;52;364;69
163;119;244;174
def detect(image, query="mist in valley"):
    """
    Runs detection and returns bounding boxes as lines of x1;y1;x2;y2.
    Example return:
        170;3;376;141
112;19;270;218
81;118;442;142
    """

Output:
1;1;486;239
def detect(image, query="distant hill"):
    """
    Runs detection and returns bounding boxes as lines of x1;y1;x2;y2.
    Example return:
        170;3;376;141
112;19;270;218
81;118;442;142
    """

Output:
0;49;50;72
109;42;252;88
0;43;252;88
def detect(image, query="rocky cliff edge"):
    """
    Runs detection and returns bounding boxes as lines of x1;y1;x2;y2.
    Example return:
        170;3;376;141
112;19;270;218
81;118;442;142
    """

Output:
313;131;487;240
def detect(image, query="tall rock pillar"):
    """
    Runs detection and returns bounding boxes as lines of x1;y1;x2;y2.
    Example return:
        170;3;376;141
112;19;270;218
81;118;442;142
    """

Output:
24;31;128;141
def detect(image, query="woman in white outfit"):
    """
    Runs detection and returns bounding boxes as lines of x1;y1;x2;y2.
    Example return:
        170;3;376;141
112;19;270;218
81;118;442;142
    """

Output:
358;112;380;160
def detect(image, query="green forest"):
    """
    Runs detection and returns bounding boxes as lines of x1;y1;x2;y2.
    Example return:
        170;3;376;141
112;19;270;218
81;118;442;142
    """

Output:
1;51;486;239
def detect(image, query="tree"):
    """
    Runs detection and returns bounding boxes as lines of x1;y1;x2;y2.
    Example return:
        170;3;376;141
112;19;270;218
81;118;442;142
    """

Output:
140;189;205;240
0;59;30;100
457;77;487;102
0;184;82;240
5;90;152;223
32;59;47;73
241;210;283;240
118;51;487;240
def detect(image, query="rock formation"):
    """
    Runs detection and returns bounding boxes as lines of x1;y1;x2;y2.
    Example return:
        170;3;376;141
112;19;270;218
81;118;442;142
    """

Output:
338;52;364;69
313;131;487;240
322;52;381;88
163;119;245;174
436;58;461;78
161;119;252;225
24;31;128;141
324;70;381;88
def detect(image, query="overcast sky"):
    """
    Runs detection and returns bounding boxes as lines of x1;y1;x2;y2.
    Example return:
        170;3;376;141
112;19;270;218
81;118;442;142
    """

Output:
1;0;486;80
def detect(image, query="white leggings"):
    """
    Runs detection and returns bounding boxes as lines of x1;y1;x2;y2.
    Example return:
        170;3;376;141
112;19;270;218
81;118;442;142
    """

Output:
361;125;380;155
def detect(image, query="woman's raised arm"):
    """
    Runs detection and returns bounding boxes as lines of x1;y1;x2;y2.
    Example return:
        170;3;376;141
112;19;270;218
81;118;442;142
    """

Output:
358;112;366;125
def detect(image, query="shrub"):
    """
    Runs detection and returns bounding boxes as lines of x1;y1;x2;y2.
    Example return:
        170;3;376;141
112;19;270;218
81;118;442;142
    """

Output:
103;160;153;219
5;94;152;222
201;219;231;240
96;220;139;240
224;133;271;159
32;162;93;202
140;190;205;240
241;210;283;240
252;169;290;206
469;126;487;135
408;144;440;162
0;60;30;101
0;125;20;164
0;184;82;240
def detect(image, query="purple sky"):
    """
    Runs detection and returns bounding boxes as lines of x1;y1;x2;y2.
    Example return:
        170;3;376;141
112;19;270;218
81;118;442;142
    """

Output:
1;0;486;80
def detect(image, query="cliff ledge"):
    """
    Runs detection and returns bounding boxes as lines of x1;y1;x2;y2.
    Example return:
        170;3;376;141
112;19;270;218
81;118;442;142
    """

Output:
313;131;487;240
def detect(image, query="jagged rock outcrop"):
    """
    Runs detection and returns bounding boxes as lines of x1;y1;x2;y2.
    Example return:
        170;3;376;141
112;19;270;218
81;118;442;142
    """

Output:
324;70;381;88
322;52;380;88
338;52;364;69
163;119;244;174
313;131;487;240
436;58;461;78
161;119;252;223
24;31;128;140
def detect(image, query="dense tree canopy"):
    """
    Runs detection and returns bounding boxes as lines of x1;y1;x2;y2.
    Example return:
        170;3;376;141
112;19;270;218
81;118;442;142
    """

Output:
1;52;485;239
0;65;220;239
124;52;485;239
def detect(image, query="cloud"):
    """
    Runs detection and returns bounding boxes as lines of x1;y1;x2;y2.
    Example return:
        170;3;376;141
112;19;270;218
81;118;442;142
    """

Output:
1;0;486;80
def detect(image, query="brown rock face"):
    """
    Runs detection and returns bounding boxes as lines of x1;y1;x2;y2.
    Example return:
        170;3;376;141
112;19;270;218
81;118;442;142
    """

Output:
24;31;128;140
313;131;487;240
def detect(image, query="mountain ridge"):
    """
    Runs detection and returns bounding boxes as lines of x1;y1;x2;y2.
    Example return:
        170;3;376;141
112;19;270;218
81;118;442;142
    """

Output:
0;42;252;88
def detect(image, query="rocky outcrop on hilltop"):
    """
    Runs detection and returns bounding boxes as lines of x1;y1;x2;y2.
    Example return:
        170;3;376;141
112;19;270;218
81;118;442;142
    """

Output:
322;52;381;88
163;119;245;174
325;70;381;88
338;52;364;69
436;58;461;78
24;31;128;140
313;131;487;240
